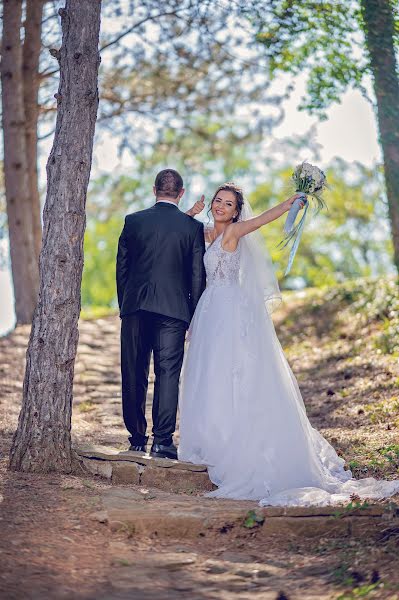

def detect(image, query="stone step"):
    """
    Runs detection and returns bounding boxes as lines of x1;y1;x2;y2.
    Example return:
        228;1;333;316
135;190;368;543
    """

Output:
77;445;399;541
92;486;399;540
75;444;215;494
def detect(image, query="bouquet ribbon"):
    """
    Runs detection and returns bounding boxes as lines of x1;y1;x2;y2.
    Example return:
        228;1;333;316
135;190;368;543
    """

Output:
278;193;308;276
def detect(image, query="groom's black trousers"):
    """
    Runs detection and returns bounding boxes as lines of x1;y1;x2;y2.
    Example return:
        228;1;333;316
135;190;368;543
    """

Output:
120;310;187;447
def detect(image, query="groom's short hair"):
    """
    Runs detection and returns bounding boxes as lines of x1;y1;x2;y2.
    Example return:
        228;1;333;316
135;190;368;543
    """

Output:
155;169;184;198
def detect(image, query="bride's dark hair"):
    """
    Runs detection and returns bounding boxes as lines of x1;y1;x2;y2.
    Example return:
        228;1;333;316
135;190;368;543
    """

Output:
209;182;245;222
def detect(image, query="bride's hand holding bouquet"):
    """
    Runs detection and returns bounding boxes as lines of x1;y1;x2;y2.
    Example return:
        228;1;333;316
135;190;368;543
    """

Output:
282;193;307;213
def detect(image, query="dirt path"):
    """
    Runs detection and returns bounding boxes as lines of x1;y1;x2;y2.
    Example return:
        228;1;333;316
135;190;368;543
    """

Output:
1;298;399;599
2;459;399;599
1;460;399;600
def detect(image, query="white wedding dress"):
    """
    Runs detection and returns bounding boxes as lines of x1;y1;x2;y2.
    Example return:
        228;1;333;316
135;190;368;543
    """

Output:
178;232;399;506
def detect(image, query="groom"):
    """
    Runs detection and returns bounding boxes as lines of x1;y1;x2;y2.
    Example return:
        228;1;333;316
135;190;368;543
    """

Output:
116;169;206;459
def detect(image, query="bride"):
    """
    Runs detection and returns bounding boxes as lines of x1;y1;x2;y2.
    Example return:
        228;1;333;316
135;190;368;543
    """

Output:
179;182;399;507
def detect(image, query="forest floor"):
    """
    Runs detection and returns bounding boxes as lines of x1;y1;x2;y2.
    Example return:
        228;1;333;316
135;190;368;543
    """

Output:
1;282;399;599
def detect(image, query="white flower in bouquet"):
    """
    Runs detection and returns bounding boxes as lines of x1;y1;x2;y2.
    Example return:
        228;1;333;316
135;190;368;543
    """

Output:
278;162;328;275
293;162;327;206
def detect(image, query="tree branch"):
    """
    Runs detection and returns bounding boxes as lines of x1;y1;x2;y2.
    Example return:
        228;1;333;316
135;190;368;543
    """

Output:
100;9;187;53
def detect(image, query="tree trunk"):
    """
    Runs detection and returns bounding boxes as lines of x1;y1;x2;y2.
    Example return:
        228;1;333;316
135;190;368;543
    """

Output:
9;0;102;473
1;0;39;324
361;0;399;271
23;0;45;263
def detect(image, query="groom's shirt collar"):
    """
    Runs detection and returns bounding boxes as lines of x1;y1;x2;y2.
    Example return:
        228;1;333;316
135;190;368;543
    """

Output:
155;200;178;207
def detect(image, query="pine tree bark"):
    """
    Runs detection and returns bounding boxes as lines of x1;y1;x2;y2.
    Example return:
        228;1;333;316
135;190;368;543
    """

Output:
9;0;102;473
1;0;39;324
23;0;45;263
361;0;399;271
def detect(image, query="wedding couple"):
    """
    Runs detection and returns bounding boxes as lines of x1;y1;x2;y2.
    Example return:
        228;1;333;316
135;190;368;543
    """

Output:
116;168;399;507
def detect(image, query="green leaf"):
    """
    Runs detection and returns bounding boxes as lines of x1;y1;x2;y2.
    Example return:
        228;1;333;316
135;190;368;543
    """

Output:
243;510;265;528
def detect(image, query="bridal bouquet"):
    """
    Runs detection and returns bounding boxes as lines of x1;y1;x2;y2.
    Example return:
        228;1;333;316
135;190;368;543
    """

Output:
278;162;328;275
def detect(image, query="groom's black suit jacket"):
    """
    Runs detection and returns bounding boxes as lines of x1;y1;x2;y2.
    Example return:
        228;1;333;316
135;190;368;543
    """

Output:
116;202;206;326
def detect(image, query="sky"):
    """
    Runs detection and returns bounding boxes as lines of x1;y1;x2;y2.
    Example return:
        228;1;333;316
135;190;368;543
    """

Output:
0;79;381;336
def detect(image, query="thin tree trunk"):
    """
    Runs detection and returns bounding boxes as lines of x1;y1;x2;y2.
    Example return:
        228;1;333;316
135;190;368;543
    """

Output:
23;0;45;263
1;0;39;324
361;0;399;271
9;0;102;473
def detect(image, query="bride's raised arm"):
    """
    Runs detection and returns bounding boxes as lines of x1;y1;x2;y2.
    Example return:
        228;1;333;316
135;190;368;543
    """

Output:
231;194;305;240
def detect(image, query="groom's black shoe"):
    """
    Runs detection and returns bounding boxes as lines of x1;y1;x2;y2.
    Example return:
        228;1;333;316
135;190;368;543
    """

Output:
129;444;146;453
150;443;178;460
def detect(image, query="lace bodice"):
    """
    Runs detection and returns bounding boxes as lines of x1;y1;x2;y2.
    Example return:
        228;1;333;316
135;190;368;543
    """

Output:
204;233;241;287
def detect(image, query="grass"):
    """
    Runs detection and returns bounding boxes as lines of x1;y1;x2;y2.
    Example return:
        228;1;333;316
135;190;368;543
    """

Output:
336;582;382;599
80;306;118;320
364;397;399;425
243;510;265;529
78;400;96;413
379;445;399;463
282;276;399;356
332;500;370;519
